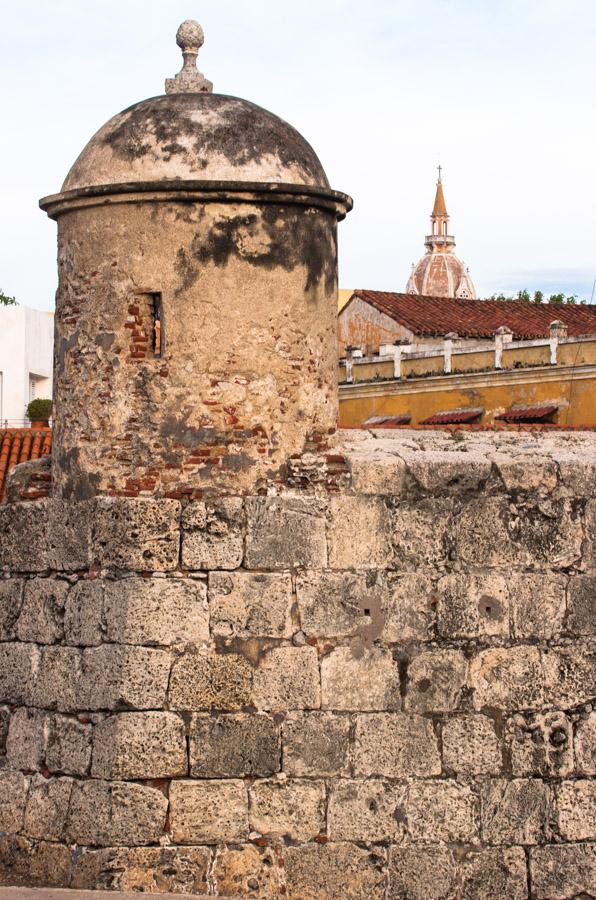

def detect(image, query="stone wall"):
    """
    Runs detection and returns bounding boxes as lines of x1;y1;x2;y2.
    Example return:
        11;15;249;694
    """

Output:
0;430;594;898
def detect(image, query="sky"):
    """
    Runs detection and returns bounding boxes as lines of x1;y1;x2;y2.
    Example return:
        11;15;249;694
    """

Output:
1;0;595;311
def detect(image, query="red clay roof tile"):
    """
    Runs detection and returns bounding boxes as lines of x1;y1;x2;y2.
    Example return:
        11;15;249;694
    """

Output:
495;404;558;421
420;407;484;425
348;291;596;340
0;428;52;502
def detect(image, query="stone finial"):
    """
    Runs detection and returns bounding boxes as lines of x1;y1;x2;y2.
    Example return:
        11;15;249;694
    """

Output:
550;319;568;339
165;20;213;94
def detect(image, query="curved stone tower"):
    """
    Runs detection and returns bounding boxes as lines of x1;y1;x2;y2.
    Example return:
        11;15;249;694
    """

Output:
41;20;351;499
0;20;593;900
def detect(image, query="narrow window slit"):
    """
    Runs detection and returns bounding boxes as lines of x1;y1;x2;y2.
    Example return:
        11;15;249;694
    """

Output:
151;293;163;357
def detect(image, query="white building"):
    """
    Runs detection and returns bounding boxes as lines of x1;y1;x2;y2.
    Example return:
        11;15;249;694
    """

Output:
0;306;54;427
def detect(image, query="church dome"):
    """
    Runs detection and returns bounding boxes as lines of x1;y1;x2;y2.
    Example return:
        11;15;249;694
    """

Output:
62;92;331;193
406;171;476;299
408;251;476;299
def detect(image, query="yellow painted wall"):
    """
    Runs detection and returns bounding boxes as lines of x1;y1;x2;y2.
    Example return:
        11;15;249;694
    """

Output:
339;367;596;427
338;289;353;312
559;340;596;367
402;355;444;377
452;349;493;372
502;345;551;368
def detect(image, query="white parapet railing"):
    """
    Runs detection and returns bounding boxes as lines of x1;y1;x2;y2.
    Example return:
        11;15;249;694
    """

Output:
340;323;594;382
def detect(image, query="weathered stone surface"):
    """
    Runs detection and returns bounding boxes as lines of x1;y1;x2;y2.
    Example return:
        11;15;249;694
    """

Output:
442;714;502;775
470;646;544;711
510;573;567;639
480;778;552;845
391;499;451;570
208;571;292;639
455;496;583;569
46;714;92;776
253;646;320;711
30;646;81;712
67;779;168;846
71;845;211;894
353;713;441;777
389;846;528;899
47;500;94;571
182;498;244;570
212;843;280;898
0;706;9;756
23;774;73;841
189;713;279;777
169;650;252;710
0;835;72;888
0;501;50;572
94;498;181;570
297;571;434;643
249;777;325;840
350;454;407;495
585;498;596;570
79;645;171;711
530;843;596;899
63;579;104;646
507;711;573;777
575;710;596;774
458;847;528;900
284;842;387;900
283;712;350;776
296;571;369;638
542;645;596;708
245;496;327;569
17;578;69;644
92;711;187;779
0;770;28;834
169;780;248;844
405;648;467;713
496;456;558;494
0;642;36;706
379;573;435;642
437;573;509;639
407;780;477;843
0;578;23;640
566;575;596;635
321;646;400;710
328;494;393;568
6;707;47;771
328;778;405;841
406;452;492;496
388;846;456;900
104;577;209;646
557;779;596;840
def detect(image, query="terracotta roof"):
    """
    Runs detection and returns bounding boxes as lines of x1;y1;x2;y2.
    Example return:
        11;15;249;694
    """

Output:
0;428;52;501
420;407;484;425
363;414;411;427
347;291;596;339
495;404;558;422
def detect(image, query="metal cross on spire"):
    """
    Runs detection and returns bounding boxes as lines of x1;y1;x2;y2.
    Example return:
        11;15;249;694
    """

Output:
437;163;442;183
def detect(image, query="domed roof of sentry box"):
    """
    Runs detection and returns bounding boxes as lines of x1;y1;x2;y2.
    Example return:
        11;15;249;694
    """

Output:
61;20;331;193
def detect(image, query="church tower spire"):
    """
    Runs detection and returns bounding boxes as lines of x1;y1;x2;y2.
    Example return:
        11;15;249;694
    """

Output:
426;166;455;252
405;168;477;299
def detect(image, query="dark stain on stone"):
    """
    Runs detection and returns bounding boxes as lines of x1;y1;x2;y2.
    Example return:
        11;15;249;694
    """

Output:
176;204;336;296
95;332;116;350
98;94;329;187
478;594;502;619
60;447;102;501
57;332;78;375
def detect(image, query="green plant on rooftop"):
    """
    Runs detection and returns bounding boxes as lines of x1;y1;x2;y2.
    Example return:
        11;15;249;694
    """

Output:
26;398;53;425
